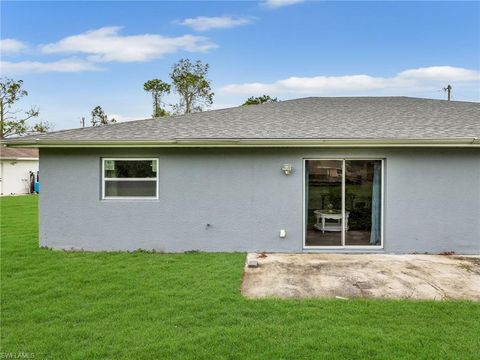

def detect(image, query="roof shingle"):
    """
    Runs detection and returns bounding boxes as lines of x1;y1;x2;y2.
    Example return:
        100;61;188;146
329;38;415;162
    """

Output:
0;147;39;159
6;97;480;145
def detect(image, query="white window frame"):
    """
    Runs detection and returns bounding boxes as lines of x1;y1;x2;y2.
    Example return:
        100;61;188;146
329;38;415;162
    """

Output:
302;158;384;250
102;158;159;200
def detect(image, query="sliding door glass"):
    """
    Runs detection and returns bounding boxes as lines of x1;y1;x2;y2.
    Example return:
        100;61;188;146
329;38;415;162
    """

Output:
345;160;382;246
305;160;343;246
305;159;382;248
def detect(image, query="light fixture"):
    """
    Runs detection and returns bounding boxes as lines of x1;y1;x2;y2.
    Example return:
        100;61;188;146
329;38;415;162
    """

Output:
281;164;292;175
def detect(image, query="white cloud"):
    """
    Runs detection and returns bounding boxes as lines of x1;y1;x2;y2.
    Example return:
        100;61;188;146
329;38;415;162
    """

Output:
178;16;254;31
0;39;27;54
261;0;304;9
220;66;480;96
0;58;103;75
398;66;480;82
40;26;217;63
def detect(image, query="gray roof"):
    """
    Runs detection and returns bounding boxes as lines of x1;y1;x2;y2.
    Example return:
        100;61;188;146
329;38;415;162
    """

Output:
6;97;480;146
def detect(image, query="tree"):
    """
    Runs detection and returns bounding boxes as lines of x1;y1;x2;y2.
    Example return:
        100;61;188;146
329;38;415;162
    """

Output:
32;121;54;133
143;79;171;118
91;106;116;126
0;78;51;139
242;95;279;106
170;59;214;114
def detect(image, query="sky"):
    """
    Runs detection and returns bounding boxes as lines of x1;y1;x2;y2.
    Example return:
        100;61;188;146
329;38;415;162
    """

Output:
1;0;479;130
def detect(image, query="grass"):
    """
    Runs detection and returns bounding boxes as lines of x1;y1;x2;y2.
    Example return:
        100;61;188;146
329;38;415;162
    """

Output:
1;196;479;359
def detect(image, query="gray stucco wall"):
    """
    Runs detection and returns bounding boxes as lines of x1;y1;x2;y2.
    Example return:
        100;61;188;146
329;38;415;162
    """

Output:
39;147;480;254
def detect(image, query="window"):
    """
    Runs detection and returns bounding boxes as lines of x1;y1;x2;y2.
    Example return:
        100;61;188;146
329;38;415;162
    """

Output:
102;158;158;199
304;159;383;248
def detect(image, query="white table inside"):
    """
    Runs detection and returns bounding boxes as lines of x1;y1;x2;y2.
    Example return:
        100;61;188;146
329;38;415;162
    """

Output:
313;210;349;233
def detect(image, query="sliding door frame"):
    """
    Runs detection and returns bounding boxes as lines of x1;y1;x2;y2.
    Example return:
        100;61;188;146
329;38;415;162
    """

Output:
303;158;384;250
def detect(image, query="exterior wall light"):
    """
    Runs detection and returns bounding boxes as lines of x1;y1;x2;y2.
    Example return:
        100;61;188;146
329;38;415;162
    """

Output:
282;164;292;175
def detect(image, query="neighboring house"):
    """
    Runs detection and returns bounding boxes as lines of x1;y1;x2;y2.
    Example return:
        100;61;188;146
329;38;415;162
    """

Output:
6;97;480;254
0;147;39;196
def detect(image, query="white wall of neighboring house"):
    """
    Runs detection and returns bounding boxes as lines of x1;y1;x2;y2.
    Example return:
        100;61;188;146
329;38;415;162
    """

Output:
0;159;39;195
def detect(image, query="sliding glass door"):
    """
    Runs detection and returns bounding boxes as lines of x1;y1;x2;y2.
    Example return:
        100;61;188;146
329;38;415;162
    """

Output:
304;159;383;248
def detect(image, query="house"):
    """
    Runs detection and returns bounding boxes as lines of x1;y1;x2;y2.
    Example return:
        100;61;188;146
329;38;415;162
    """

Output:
0;147;39;196
6;97;480;254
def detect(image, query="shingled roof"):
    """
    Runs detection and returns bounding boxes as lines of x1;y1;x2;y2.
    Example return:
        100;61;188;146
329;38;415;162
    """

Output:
0;146;39;159
6;97;480;147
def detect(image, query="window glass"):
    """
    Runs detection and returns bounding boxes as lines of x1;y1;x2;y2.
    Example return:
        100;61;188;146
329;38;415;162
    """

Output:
305;159;382;247
105;160;156;178
105;180;157;197
345;160;382;246
305;160;343;246
103;159;158;199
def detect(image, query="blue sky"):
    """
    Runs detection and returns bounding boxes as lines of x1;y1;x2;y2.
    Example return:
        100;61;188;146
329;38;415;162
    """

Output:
1;1;479;130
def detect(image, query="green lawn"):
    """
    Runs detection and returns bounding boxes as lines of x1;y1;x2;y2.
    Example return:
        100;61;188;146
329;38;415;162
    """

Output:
1;196;479;359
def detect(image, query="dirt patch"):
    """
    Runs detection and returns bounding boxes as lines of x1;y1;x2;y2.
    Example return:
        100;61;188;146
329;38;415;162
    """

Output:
241;253;480;301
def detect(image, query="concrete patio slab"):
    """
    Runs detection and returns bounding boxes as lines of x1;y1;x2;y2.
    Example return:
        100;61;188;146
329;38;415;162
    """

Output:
241;253;480;301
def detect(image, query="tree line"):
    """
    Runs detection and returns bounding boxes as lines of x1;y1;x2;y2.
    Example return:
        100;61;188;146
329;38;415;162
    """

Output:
0;58;279;138
89;58;279;126
142;58;277;118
